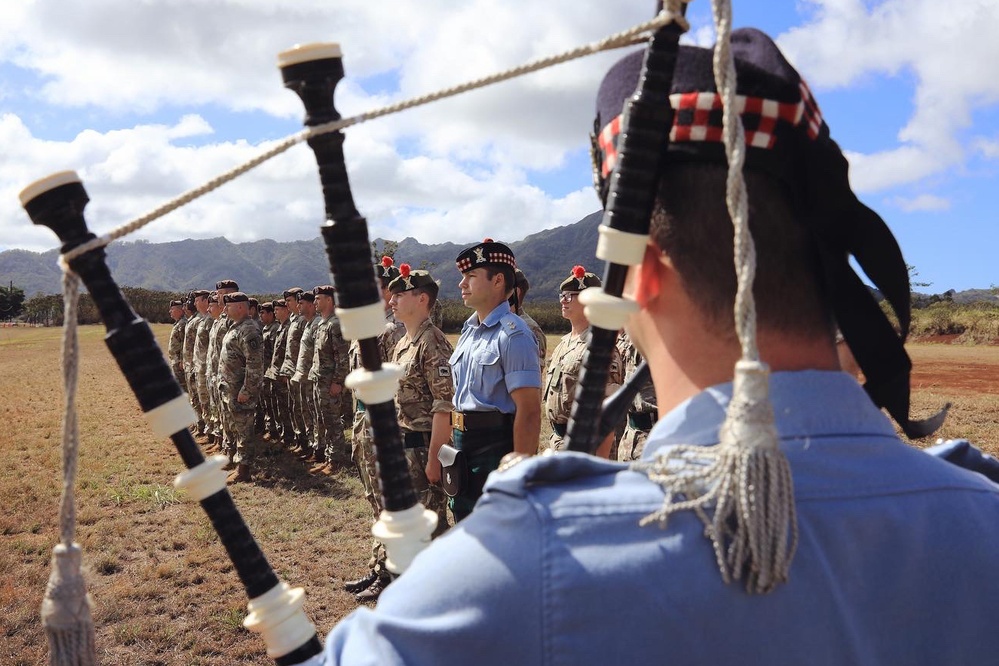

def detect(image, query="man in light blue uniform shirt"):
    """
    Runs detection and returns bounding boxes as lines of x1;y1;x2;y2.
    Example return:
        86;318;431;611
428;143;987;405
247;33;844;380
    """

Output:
302;28;999;666
445;238;541;521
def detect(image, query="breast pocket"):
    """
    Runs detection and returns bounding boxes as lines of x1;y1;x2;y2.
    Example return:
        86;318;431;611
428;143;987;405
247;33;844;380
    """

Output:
471;347;501;394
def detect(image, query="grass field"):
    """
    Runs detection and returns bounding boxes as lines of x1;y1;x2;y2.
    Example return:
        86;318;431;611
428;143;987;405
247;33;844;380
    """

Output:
0;325;996;665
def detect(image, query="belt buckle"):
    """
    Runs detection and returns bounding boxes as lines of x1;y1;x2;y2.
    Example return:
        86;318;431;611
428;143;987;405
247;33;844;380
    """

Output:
452;411;466;432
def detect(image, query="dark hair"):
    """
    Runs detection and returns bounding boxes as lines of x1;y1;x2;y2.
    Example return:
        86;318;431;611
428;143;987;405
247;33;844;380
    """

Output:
484;265;516;298
412;283;440;311
651;164;833;339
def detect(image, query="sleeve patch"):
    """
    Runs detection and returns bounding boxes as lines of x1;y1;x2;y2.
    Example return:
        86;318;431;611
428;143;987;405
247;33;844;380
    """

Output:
437;366;451;377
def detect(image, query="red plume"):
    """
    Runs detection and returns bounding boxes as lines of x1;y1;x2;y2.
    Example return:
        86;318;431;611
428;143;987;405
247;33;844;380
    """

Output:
572;265;586;279
483;237;493;243
400;263;412;278
381;256;394;267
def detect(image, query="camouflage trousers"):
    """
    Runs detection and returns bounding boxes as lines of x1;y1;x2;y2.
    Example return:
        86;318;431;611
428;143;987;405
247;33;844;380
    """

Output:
404;441;450;539
313;382;347;464
287;376;305;441
351;408;381;516
616;425;651;462
221;397;259;466
208;374;224;438
260;378;277;437
291;379;315;448
270;378;295;444
196;369;212;435
186;370;204;433
172;363;187;394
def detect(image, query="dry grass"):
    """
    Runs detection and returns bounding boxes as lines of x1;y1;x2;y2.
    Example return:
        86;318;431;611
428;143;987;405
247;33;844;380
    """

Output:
1;326;996;665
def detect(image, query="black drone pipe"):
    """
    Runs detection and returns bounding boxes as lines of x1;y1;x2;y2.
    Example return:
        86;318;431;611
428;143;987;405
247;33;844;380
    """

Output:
19;173;322;666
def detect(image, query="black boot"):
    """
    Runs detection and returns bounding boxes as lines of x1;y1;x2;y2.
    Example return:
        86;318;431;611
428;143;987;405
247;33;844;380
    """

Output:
343;570;378;594
355;571;393;603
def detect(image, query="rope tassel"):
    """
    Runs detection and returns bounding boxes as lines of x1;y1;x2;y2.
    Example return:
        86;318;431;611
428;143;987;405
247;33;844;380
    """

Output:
636;362;797;594
41;543;97;666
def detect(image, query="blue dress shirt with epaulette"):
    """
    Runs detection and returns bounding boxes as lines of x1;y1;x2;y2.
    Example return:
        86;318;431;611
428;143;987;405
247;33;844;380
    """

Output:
309;370;999;666
449;301;541;413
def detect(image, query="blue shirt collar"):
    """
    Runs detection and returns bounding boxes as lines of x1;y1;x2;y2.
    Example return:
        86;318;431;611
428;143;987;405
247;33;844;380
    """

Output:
643;370;896;459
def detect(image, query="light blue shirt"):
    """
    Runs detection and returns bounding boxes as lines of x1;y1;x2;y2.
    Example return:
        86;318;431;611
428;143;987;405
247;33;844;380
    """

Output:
309;371;999;665
449;301;541;413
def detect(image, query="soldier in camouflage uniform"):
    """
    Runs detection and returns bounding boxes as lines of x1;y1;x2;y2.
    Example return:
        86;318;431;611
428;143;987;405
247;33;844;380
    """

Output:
264;299;295;445
167;299;188;392
218;292;265;483
194;293;221;448
184;290;210;437
614;330;657;462
349;259;404;511
510;268;547;367
342;259;405;597
543;266;623;455
291;291;320;457
309;285;350;474
258;302;278;438
278;288;307;448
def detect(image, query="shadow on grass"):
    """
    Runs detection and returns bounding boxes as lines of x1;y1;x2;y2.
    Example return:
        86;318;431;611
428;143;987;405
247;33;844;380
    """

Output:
238;443;360;500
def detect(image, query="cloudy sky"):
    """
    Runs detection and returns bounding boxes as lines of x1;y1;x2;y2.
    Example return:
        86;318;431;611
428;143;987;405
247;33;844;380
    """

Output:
1;0;997;291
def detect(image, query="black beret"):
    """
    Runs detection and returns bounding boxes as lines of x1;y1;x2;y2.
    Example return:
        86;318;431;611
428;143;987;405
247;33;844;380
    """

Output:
313;285;336;297
377;256;402;286
169;299;184;307
223;291;248;304
259;301;275;312
298;291;315;303
191;289;211;299
283;287;304;299
215;279;239;290
273;298;288;308
247;297;259;308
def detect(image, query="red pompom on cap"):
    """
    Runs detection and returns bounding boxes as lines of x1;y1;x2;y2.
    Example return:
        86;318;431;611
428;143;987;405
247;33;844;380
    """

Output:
483;237;493;243
381;256;394;267
400;263;412;278
572;265;586;279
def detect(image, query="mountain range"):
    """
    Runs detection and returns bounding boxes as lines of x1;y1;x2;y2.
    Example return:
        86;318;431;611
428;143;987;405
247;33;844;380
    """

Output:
2;210;994;304
0;212;606;301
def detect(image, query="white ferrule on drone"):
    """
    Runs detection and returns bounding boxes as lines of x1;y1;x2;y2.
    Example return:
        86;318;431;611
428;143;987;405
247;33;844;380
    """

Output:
345;363;403;405
337;302;389;342
145;394;198;439
372;503;438;574
243;581;317;659
579;288;638;332
173;455;229;501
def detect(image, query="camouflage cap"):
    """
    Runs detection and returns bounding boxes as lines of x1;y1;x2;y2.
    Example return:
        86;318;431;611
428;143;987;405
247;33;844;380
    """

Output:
559;265;601;292
388;263;439;296
215;279;239;291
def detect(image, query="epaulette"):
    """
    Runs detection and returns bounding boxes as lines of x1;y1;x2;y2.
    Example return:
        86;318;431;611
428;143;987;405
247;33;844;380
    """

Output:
499;312;526;336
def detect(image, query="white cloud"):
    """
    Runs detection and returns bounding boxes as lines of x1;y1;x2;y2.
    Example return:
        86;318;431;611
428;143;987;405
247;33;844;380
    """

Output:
887;193;951;212
778;0;999;193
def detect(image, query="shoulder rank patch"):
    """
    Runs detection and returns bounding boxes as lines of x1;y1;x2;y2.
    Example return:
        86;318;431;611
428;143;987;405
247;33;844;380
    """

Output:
437;366;451;377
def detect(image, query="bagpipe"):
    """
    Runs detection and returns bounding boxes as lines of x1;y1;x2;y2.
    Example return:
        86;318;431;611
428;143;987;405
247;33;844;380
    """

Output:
19;9;683;663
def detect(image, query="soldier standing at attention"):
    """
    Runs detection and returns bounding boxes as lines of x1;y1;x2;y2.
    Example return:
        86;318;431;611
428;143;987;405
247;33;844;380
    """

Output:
614;330;657;462
258;302;278;439
510;268;547;366
291;291;320;457
218;292;264;483
448;239;541;522
167;299;188;392
543;266;623;456
185;290;210;437
194;292;221;449
279;287;307;449
265;299;294;446
209;279;240;456
310;285;351;474
342;259;405;598
248;298;262;330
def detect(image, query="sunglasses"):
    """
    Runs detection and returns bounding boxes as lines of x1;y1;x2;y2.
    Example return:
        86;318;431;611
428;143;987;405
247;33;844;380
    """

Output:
558;292;579;302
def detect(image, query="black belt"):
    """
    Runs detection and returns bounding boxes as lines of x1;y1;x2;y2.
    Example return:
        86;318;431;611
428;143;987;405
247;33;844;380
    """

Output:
628;411;657;432
551;421;567;438
402;430;430;449
451;411;513;432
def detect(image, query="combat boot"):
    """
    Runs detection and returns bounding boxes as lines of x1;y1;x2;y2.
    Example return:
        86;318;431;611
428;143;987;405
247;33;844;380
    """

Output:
227;463;252;483
355;571;392;603
343;570;378;594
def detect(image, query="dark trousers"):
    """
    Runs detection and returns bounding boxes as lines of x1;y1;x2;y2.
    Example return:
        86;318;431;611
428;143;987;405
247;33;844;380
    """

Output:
449;425;513;522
